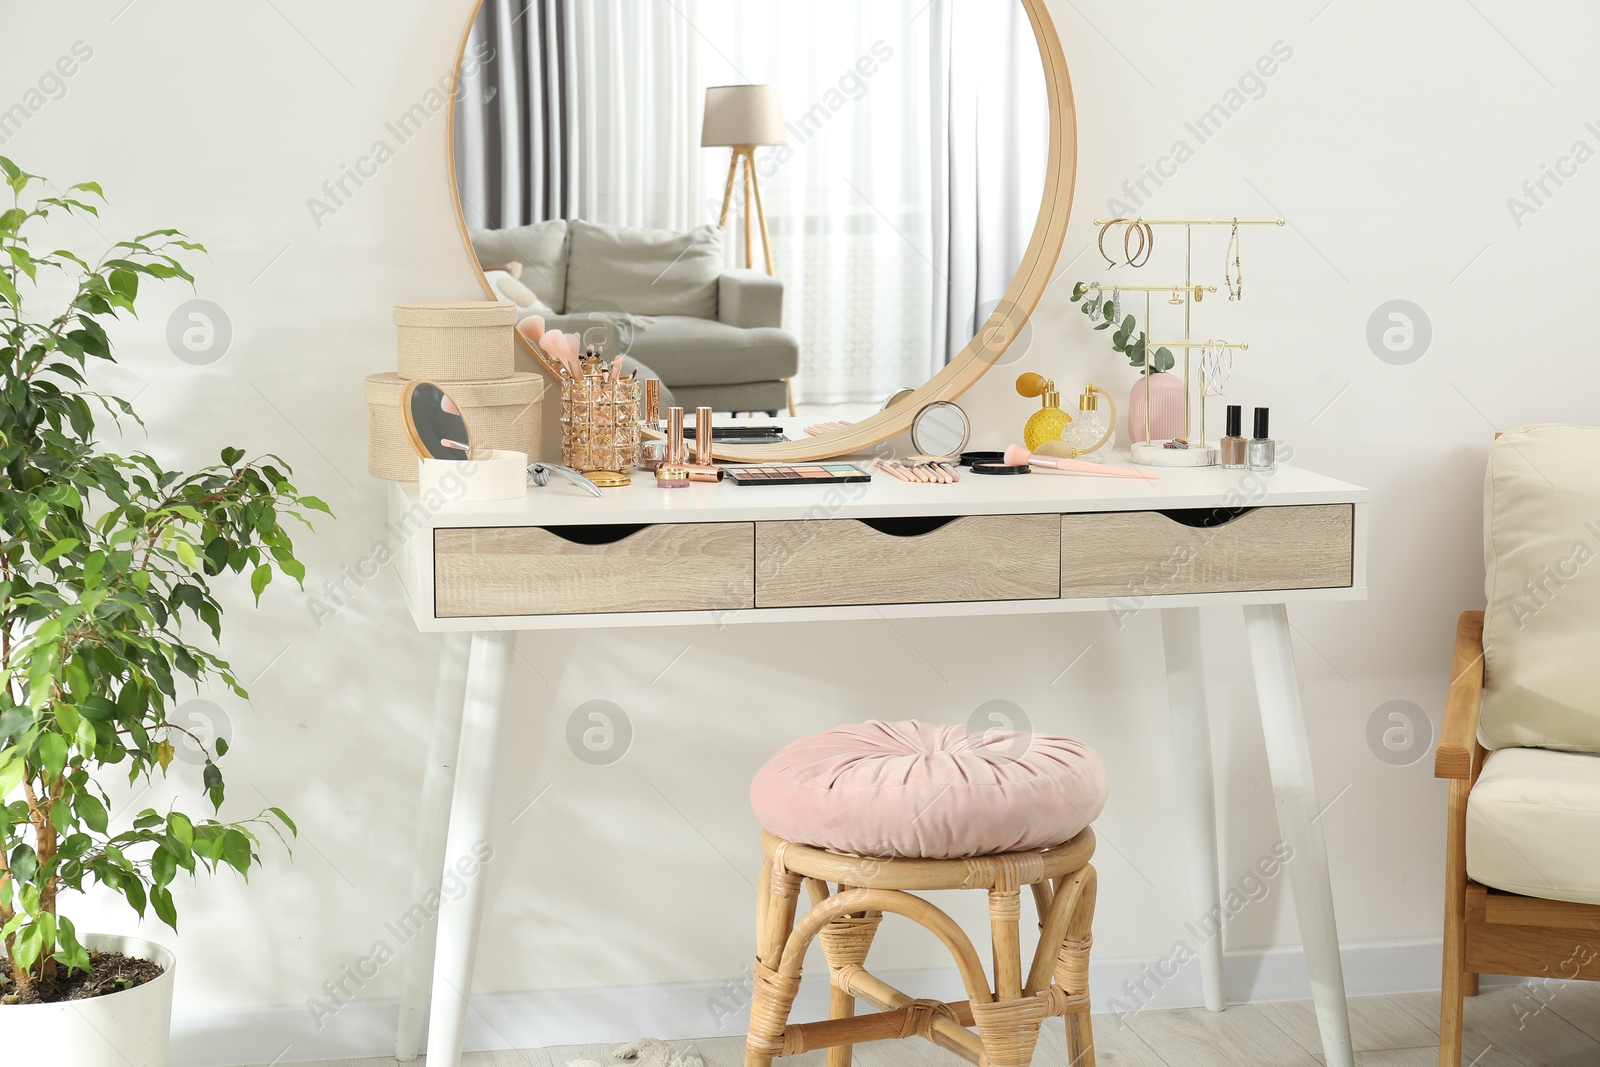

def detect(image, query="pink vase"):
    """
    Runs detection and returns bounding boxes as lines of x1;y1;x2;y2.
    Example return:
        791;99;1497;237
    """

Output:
1126;372;1186;444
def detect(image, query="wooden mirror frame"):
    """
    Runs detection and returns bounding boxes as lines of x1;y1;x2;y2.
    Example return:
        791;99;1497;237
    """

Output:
446;0;1076;462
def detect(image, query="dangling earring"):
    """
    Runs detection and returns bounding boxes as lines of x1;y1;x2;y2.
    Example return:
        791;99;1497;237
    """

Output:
1111;286;1123;325
1168;288;1185;305
1225;219;1243;301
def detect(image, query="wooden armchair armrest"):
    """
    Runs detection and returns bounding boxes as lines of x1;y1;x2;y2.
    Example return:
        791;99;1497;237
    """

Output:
1435;610;1485;780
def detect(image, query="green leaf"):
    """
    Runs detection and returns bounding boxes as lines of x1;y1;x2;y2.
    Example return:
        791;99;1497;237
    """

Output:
269;806;297;836
250;564;272;602
151;885;177;930
172;538;198;569
40;733;69;778
168;811;195;849
221;829;253;874
150;844;177;886
76;791;109;834
37;537;79;565
0;746;27;791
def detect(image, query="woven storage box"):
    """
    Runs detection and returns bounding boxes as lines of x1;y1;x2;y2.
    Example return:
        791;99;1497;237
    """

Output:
363;371;544;482
392;301;517;381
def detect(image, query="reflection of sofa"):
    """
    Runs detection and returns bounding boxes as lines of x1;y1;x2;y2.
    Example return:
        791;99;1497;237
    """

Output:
471;218;799;415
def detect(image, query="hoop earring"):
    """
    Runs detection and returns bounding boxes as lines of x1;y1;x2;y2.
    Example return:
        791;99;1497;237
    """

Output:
1124;220;1153;268
1201;340;1233;396
1098;219;1124;269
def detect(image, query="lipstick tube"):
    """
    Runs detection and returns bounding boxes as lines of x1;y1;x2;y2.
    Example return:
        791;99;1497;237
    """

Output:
643;378;660;428
666;407;685;465
695;406;714;467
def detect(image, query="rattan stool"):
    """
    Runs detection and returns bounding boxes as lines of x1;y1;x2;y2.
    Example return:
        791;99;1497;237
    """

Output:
744;828;1097;1067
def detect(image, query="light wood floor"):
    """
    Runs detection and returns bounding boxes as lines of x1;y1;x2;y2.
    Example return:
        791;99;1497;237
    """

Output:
263;983;1600;1067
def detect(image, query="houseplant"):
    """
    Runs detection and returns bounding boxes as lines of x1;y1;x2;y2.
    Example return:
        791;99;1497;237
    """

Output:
1;156;326;1060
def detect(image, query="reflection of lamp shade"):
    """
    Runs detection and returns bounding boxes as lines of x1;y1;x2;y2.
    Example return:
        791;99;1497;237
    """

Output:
701;85;787;147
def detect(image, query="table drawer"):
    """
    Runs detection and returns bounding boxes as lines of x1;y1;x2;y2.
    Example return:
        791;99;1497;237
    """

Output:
1060;504;1354;599
755;515;1060;608
434;523;754;617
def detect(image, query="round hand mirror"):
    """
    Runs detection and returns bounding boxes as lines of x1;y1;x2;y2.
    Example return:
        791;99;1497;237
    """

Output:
447;0;1073;462
910;401;971;459
401;379;473;461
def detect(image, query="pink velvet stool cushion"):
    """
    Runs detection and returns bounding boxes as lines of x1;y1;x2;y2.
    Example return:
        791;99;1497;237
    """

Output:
750;720;1109;860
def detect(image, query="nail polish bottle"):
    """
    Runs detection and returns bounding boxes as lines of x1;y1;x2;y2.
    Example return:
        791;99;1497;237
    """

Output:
1248;407;1276;473
1220;405;1247;469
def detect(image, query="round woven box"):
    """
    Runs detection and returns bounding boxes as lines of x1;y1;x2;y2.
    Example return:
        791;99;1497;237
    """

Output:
392;301;518;382
363;371;545;482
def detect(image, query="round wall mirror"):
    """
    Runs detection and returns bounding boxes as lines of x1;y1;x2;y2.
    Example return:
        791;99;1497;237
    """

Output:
447;0;1075;461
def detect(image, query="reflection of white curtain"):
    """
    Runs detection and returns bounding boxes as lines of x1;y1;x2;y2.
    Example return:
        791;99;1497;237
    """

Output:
455;0;704;231
697;0;935;405
573;0;704;230
931;0;1049;368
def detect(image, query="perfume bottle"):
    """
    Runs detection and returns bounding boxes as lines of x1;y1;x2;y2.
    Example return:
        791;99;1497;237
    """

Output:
1220;405;1247;469
1016;372;1072;451
1248;407;1276;473
1063;382;1110;463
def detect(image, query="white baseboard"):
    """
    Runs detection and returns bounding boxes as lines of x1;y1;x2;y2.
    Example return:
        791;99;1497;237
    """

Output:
173;938;1471;1066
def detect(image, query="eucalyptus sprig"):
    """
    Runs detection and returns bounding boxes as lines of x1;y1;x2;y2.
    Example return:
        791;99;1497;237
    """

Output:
1069;281;1176;373
0;156;328;1002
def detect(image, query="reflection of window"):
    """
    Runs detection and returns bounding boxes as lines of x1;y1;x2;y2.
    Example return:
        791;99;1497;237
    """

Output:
695;0;1046;403
455;0;1046;405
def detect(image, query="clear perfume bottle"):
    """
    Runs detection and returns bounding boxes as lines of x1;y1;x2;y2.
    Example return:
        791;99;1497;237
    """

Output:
1064;382;1110;463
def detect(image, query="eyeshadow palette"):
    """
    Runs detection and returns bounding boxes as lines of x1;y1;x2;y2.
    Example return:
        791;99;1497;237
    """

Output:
726;463;871;486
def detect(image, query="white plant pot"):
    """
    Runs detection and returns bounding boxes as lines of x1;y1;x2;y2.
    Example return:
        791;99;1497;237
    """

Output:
5;933;175;1067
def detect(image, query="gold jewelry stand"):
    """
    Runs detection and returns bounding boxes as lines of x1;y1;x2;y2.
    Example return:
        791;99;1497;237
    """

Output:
1089;217;1283;465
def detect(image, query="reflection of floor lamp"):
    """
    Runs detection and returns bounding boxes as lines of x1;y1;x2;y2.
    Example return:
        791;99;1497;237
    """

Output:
703;84;794;413
702;84;786;277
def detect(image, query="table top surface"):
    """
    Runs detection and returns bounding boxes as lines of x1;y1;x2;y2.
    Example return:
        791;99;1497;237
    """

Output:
393;447;1367;529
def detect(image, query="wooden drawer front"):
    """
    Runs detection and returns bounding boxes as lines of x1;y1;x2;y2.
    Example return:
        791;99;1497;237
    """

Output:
755;515;1060;608
434;523;754;617
1060;505;1354;599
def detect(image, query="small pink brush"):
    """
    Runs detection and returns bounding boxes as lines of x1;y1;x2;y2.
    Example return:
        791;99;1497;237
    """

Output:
1004;444;1159;480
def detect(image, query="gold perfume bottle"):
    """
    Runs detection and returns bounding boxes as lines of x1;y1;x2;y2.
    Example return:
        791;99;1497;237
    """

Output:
1016;372;1072;451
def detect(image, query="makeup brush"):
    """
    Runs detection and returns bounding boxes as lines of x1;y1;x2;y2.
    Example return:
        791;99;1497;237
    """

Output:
1003;444;1159;480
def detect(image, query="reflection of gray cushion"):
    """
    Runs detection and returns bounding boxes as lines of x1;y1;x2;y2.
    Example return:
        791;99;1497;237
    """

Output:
542;314;797;387
565;220;722;320
469;221;568;313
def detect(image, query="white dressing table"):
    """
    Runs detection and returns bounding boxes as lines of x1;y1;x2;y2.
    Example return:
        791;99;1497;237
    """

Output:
386;450;1367;1067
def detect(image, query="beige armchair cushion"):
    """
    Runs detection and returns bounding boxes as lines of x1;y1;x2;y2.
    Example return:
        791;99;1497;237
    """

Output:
1481;423;1600;752
565;220;722;320
469;221;569;313
1467;746;1600;905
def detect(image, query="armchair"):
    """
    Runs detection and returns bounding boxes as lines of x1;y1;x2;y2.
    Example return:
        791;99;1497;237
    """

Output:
1436;424;1600;1067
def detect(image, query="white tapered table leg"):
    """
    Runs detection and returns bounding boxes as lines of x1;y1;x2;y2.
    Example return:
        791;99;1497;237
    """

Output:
424;631;514;1067
1161;607;1226;1012
1243;604;1353;1067
395;631;472;1061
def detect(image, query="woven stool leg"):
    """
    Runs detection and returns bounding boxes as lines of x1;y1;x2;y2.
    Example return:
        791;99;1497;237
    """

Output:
1057;865;1098;1067
747;853;804;1067
970;886;1047;1067
818;906;882;1067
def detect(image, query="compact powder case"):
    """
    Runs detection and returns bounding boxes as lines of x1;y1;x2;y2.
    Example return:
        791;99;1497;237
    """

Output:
959;450;1006;467
970;461;1030;476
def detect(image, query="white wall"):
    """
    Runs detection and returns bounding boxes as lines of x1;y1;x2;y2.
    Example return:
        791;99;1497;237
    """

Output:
3;0;1597;1060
